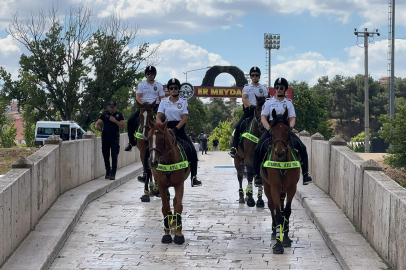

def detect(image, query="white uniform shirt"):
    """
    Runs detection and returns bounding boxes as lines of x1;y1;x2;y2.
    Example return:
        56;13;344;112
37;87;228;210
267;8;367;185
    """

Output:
261;97;296;121
242;83;268;106
158;97;188;121
136;81;165;104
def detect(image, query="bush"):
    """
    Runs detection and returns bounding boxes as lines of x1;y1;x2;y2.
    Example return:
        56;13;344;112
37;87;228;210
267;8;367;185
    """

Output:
207;120;232;151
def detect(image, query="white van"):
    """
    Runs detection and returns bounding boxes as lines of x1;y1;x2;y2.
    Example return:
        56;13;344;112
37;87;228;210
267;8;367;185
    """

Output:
34;121;86;146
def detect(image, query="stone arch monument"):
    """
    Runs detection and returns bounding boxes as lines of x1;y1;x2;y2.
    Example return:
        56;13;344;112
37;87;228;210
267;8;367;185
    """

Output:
201;66;248;87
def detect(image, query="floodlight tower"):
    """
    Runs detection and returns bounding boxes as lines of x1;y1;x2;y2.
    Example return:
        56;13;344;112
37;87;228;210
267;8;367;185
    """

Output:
354;28;380;153
264;34;280;87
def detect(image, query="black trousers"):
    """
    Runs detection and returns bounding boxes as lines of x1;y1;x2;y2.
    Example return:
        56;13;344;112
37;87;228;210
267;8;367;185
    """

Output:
127;104;159;145
233;108;254;148
167;121;198;178
253;130;309;176
102;135;120;171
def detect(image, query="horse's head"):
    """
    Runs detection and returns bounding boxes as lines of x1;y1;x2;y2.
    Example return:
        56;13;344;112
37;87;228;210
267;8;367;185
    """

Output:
270;108;290;160
137;100;156;139
148;121;175;169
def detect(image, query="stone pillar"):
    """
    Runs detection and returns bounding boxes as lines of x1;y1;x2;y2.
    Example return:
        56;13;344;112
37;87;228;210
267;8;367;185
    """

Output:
83;131;97;180
329;135;347;146
44;135;62;145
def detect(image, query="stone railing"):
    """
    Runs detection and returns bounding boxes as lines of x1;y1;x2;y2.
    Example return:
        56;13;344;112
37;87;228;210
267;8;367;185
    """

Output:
299;131;406;270
0;132;140;267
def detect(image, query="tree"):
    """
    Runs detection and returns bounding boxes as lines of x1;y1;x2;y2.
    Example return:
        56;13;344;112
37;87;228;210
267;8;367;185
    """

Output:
291;81;332;138
186;97;207;133
206;98;231;131
207;120;232;151
379;104;406;169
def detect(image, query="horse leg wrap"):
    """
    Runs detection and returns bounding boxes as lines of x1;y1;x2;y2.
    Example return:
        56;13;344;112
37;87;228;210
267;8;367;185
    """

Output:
164;214;172;230
153;180;158;191
276;224;284;242
283;217;289;233
175;213;182;229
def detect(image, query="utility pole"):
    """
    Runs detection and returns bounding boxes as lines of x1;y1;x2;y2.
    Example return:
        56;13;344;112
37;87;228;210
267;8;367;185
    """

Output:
389;0;395;119
264;34;280;87
354;28;380;153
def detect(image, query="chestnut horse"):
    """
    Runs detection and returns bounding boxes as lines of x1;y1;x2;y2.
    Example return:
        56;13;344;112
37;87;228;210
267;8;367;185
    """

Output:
148;121;191;245
136;100;159;202
231;96;266;207
260;108;300;254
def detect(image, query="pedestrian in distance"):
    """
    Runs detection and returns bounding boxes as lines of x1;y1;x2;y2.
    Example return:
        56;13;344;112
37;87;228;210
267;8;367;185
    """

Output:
212;137;219;151
95;100;125;180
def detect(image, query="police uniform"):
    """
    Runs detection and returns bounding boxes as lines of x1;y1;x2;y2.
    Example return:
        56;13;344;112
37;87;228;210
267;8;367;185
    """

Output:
99;109;124;177
231;83;268;151
252;97;311;183
127;80;165;146
158;97;199;180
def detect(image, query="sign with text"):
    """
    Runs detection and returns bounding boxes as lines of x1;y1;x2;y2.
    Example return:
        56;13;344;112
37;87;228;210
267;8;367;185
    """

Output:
164;86;293;99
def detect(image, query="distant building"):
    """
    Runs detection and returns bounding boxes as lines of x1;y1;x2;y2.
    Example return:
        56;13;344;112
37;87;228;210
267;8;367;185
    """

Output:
379;76;397;85
4;101;25;145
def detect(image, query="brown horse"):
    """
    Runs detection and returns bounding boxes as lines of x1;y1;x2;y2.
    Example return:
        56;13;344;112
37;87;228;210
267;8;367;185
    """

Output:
136;100;159;202
231;96;266;207
148;121;190;245
260;108;300;254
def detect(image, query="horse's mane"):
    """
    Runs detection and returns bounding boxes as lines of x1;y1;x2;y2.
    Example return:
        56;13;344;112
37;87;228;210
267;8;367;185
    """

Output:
270;113;289;128
256;97;266;107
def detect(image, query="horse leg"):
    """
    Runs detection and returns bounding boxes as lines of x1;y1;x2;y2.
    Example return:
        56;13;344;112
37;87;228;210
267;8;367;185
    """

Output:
245;164;256;207
262;181;277;239
137;141;147;183
282;183;297;247
140;146;151;202
159;182;172;243
234;155;244;203
270;178;284;254
151;177;160;197
173;184;185;245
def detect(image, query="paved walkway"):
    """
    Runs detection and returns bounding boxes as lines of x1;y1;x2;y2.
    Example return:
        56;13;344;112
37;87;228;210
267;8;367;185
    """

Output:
49;152;342;270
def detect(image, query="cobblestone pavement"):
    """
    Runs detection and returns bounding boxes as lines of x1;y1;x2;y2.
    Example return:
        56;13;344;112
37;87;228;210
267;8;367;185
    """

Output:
49;152;342;270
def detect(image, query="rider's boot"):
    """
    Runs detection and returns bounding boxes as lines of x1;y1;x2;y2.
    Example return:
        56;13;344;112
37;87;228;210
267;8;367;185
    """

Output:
105;167;111;179
125;138;137;151
303;172;313;185
110;168;117;180
229;147;237;158
191;176;202;187
254;174;263;187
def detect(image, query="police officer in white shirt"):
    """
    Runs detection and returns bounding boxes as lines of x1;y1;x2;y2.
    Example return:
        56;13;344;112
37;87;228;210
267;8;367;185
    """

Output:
253;77;313;186
125;66;165;151
229;66;268;158
156;78;202;187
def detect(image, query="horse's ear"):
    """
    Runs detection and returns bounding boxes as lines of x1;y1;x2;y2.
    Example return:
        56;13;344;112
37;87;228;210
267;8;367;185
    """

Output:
283;107;288;118
162;120;168;129
272;109;277;119
151;100;156;107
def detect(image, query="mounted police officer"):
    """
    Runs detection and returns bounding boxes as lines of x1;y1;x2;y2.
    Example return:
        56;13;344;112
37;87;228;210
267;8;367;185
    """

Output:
229;66;267;158
156;78;202;187
95;100;125;180
252;78;313;186
125;65;165;151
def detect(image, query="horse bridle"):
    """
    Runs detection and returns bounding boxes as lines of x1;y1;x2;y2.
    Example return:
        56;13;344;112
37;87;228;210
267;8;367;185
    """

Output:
140;107;155;137
148;128;177;162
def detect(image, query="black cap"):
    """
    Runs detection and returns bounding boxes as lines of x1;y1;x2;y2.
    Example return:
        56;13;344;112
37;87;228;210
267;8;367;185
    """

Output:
108;100;116;107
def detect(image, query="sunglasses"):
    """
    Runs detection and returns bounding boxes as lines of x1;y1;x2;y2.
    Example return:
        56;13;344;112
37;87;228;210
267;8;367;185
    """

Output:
169;87;179;90
250;74;260;77
146;72;155;76
275;86;285;90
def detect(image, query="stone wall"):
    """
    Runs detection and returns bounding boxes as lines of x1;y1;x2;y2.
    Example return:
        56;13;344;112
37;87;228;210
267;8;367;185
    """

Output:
301;132;406;270
0;133;140;267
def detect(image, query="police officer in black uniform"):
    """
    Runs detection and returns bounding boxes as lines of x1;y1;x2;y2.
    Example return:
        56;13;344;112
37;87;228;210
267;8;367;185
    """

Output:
95;101;125;180
156;78;202;187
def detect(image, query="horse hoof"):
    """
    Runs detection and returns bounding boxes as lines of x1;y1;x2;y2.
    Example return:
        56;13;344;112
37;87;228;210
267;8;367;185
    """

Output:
137;175;146;183
173;235;185;245
140;195;150;202
247;198;256;207
238;197;245;204
282;236;293;247
151;190;160;197
272;242;284;254
256;199;265;208
161;235;173;243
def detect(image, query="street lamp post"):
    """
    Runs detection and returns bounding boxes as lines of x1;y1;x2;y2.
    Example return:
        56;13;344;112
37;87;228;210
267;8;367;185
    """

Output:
183;66;212;82
264;34;280;87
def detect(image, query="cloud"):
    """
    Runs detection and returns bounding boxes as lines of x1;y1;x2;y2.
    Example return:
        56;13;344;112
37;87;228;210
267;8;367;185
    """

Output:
0;35;21;56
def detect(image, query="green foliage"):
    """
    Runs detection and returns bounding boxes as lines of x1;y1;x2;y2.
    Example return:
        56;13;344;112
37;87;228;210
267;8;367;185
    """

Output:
291;81;333;138
207;121;232;151
0;119;18;148
232;106;244;125
379;104;406;168
206;98;232;132
186;97;207;133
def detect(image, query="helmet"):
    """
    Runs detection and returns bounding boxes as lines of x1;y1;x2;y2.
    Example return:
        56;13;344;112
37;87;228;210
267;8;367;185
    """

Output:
167;78;181;89
145;65;157;75
249;66;261;76
274;77;288;90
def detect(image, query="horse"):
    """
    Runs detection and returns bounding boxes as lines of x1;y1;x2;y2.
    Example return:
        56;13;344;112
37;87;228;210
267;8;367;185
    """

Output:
260;108;300;254
136;100;160;202
231;96;266;207
147;121;191;245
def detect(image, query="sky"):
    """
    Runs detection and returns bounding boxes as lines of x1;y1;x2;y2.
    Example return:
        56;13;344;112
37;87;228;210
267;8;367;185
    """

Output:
2;0;406;88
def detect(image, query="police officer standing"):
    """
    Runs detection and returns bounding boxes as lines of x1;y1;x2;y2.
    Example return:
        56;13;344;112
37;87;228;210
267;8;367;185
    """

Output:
95;101;125;180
